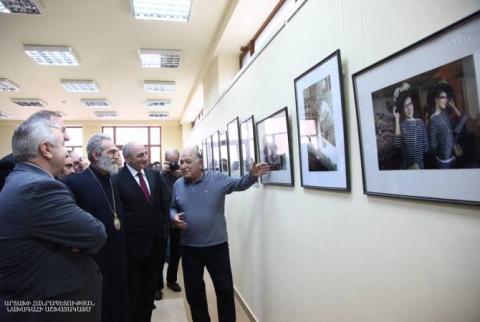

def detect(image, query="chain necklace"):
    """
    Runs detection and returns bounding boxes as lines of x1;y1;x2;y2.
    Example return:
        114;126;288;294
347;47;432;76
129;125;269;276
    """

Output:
88;168;121;231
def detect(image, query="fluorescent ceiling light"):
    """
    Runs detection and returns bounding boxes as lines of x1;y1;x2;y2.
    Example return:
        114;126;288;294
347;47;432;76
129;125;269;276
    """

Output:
24;45;79;66
0;78;20;92
81;99;110;108
61;80;98;92
0;111;11;119
11;98;46;107
139;49;181;68
149;111;169;119
94;111;117;118
146;99;171;108
144;80;175;92
132;0;191;22
0;0;41;14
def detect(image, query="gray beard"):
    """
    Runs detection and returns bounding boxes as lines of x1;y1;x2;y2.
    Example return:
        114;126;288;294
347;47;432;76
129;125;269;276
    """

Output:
97;155;119;175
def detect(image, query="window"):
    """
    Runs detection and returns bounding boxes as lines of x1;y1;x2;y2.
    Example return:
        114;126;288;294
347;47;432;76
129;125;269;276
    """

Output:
65;126;83;157
102;126;162;163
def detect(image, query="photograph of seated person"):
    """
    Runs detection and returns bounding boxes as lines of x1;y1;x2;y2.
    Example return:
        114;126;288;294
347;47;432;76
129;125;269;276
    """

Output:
263;142;286;171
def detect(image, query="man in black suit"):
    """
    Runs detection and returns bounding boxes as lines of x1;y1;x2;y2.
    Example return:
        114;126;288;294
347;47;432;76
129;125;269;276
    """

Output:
0;110;70;192
115;142;168;322
65;134;130;322
0;117;106;322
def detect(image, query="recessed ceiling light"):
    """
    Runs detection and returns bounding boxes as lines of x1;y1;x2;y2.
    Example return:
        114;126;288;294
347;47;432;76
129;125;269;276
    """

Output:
0;0;41;15
144;80;175;92
0;78;20;92
146;99;171;108
148;111;169;119
23;45;79;66
94;111;117;118
11;98;47;107
81;99;111;108
61;80;98;92
132;0;191;22
139;49;181;68
0;111;11;119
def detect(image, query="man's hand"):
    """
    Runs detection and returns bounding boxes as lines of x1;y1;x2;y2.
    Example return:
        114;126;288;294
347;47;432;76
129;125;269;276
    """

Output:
172;212;188;230
250;162;270;177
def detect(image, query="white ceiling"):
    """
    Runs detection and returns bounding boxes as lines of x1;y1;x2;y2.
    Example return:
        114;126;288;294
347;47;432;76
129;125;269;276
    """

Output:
0;0;278;122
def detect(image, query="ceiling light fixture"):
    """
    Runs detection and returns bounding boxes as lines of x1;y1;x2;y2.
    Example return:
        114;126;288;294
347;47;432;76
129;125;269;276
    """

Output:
94;111;117;118
0;0;41;15
132;0;191;22
148;111;169;119
146;99;171;108
0;78;20;92
23;45;79;66
144;80;175;92
81;99;111;108
11;98;46;107
61;80;98;92
139;49;181;68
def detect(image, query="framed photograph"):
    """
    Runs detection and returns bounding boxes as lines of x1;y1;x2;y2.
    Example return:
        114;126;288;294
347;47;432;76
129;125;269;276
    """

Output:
205;136;214;171
211;131;221;171
227;117;243;177
219;131;230;174
352;11;480;205
240;116;257;174
202;139;209;170
294;49;350;190
256;107;294;186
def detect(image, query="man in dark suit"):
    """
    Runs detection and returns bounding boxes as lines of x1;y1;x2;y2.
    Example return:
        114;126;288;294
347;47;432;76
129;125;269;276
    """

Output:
65;133;130;322
115;142;168;322
0;117;106;322
0;110;70;192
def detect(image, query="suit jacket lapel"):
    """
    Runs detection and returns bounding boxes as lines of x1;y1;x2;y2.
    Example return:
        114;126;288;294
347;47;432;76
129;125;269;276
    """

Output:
121;167;150;205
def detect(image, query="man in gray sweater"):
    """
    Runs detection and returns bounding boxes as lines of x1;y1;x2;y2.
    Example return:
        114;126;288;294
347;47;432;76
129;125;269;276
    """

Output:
170;147;269;322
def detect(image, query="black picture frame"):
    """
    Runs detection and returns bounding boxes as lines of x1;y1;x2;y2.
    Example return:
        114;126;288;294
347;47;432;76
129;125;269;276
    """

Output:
240;116;257;174
202;139;208;169
211;131;221;171
227;117;243;177
205;135;214;171
352;11;480;205
294;49;350;191
219;130;230;174
256;107;294;186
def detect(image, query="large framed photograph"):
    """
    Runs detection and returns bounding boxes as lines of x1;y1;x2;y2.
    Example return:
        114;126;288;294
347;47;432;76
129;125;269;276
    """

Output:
353;11;480;205
256;107;294;186
202;139;209;170
211;131;221;171
227;117;243;177
294;49;350;190
240;116;257;174
219;130;230;174
206;135;214;171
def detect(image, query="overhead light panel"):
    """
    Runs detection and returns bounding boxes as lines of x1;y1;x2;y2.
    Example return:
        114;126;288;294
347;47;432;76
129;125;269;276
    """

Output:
0;0;41;15
61;80;98;92
139;49;181;68
146;99;171;108
81;99;111;108
11;98;46;107
149;111;169;119
23;45;79;66
0;78;20;92
0;111;11;119
94;111;117;118
132;0;191;22
144;80;175;92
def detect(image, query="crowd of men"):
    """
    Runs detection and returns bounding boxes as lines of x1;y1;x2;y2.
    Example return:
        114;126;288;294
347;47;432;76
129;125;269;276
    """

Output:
0;110;269;322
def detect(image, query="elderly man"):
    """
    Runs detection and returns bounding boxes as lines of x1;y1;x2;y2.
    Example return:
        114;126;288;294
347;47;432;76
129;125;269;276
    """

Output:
65;134;130;322
0;117;106;322
0;110;70;192
115;142;168;322
69;150;85;173
58;151;75;180
170;147;269;322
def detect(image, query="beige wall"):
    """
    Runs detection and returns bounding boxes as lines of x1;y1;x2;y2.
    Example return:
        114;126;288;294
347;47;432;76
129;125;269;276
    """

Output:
183;1;480;322
0;120;182;161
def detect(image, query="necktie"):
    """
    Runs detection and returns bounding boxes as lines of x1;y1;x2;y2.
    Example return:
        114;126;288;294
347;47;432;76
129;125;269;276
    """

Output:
137;172;150;202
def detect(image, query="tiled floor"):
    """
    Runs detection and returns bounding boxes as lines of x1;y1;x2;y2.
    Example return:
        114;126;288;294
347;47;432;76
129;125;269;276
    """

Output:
152;262;251;322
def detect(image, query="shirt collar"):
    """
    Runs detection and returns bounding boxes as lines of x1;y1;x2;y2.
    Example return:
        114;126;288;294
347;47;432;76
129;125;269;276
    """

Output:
126;163;145;178
24;162;54;178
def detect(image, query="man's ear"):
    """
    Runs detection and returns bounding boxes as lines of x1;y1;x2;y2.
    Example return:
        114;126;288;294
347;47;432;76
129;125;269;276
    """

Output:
39;142;53;160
